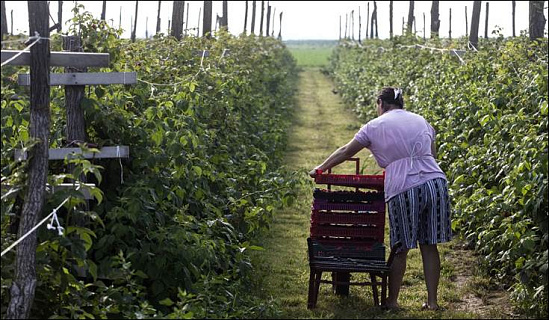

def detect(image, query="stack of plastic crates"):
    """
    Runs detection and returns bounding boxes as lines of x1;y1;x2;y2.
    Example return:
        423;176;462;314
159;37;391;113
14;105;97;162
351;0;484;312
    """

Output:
307;158;387;308
310;158;385;259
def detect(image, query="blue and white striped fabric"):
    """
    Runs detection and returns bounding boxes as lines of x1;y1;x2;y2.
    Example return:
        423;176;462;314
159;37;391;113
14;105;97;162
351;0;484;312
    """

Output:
387;178;452;251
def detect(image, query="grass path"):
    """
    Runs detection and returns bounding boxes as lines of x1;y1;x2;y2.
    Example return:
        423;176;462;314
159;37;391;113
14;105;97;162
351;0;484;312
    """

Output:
250;67;517;319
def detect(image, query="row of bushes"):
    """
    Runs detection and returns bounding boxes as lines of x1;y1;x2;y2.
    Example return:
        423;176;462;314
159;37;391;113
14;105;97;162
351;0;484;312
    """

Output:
1;8;300;318
326;34;547;317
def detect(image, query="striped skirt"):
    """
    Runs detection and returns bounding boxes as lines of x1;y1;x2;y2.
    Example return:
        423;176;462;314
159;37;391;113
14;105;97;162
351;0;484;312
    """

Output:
387;178;452;251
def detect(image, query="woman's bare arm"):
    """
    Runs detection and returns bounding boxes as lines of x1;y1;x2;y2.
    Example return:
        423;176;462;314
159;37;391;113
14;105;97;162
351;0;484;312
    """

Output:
309;139;365;177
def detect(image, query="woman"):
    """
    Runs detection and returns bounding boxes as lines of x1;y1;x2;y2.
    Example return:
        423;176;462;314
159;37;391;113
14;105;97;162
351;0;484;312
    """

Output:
309;87;452;311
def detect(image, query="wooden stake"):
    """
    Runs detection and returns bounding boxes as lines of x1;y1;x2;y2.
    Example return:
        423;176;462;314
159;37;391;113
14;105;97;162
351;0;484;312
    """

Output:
185;2;189;35
389;1;393;39
358;6;362;42
407;1;414;34
484;2;489;38
366;2;369;39
1;1;7;37
244;1;248;33
260;0;264;36
465;6;468;37
171;1;184;40
277;11;282;39
423;12;426;40
430;0;440;38
57;1;63;32
374;1;379;39
156;1;161;34
266;4;271;36
131;1;138;42
221;0;228;29
351;10;355;40
6;2;50;317
469;1;481;49
251;0;256;34
203;1;212;38
529;1;546;40
449;7;452;39
101;0;106;20
512;1;515;37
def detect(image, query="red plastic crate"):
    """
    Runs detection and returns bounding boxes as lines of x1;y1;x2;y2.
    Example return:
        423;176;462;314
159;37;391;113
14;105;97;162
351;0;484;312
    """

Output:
312;199;385;212
311;210;385;225
310;224;384;240
314;173;384;190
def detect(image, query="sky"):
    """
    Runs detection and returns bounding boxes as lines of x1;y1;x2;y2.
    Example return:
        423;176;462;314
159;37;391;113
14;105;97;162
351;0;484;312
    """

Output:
2;1;548;40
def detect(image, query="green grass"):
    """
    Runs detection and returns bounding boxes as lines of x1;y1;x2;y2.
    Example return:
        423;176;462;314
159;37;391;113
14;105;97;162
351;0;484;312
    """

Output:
285;40;337;68
248;67;519;319
287;46;335;68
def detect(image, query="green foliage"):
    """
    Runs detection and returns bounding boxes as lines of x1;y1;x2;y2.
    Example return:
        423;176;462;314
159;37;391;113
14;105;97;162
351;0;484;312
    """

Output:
328;35;548;318
2;8;302;319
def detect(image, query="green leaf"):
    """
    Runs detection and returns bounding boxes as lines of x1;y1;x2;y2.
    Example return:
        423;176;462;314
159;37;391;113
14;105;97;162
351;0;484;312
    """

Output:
159;298;174;306
192;165;202;176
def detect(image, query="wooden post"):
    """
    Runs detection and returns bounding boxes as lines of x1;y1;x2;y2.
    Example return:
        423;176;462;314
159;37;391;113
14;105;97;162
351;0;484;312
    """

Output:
277;11;282;39
168;19;171;34
131;1;138;42
63;36;88;150
6;2;50;318
449;8;452;39
345;13;348;39
271;7;275;36
465;6;468;37
469;1;481;49
529;1;546;40
351;10;355;40
423;12;426;40
203;1;212;38
156;1;161;34
260;0;264;36
101;0;106;20
62;35;89;223
339;15;341;40
366;2;369;39
244;1;248;33
484;2;489;38
146;16;149;38
10;9;13;35
358;6;361;42
119;6;122;29
430;0;440;38
370;4;375;38
221;0;228;30
1;1;7;38
407;1;414;34
266;4;271;36
374;1;378;38
185;2;189;35
171;1;184;39
512;1;516;37
57;1;63;33
402;16;404;35
389;1;393;39
251;1;256;34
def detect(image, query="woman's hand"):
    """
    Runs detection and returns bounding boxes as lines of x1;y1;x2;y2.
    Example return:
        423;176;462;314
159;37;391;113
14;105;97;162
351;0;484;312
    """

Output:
309;168;323;178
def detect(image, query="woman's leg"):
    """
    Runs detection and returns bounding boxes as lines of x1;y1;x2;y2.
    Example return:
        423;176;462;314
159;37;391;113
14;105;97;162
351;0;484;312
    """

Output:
385;249;409;308
419;243;440;309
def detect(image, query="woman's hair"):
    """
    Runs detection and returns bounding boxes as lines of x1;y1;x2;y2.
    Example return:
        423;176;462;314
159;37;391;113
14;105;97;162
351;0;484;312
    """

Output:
377;87;404;112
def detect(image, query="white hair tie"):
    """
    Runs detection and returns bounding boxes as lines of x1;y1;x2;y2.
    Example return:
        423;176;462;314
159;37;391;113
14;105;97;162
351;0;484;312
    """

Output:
394;88;402;100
